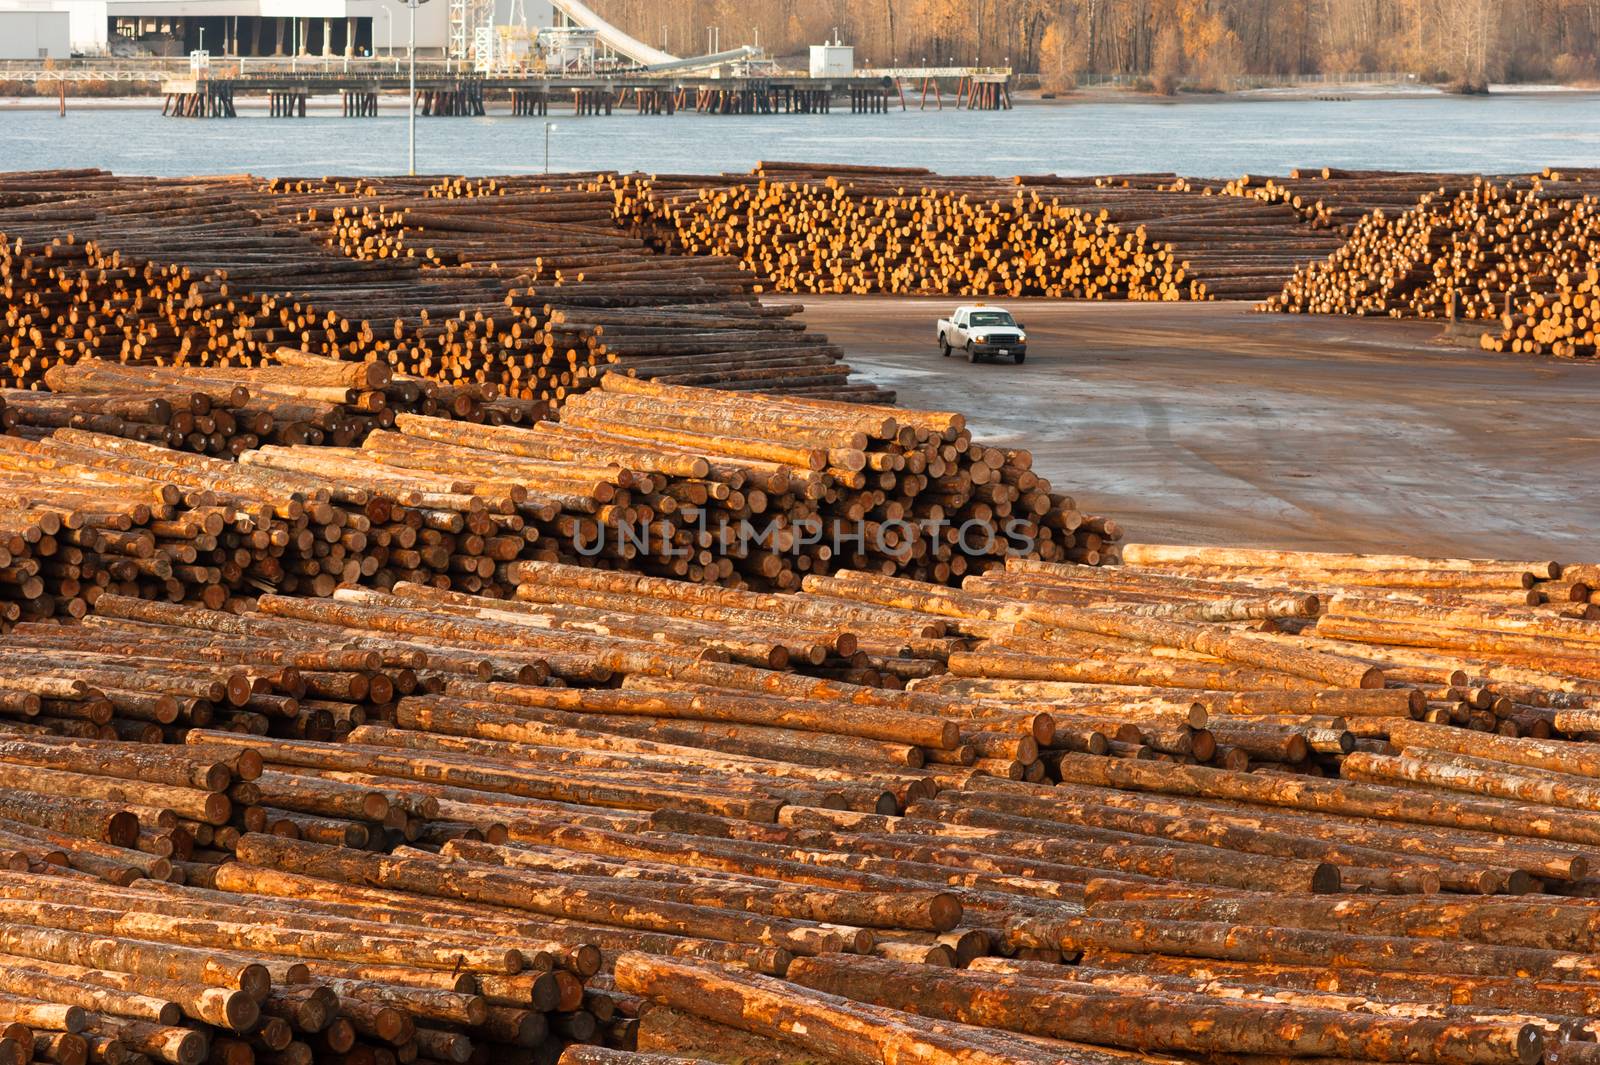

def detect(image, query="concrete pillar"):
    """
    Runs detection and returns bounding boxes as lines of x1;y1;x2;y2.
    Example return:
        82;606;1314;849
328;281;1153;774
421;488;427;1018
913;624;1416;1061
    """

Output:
346;17;356;57
273;18;285;55
322;18;333;56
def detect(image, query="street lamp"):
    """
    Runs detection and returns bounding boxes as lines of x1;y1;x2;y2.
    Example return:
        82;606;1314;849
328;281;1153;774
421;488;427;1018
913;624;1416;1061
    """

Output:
197;25;205;53
544;121;557;174
403;0;431;176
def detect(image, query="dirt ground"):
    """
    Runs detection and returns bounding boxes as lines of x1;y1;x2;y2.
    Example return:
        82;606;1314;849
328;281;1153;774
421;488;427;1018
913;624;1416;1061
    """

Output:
797;297;1600;559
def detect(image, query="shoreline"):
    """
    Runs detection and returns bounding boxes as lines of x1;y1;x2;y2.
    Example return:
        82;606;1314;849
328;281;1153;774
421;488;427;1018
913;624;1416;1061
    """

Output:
5;83;1598;111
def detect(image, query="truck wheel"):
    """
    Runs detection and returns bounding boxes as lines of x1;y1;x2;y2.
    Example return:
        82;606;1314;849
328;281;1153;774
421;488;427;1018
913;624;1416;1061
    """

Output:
940;339;951;357
1014;351;1026;364
966;343;979;363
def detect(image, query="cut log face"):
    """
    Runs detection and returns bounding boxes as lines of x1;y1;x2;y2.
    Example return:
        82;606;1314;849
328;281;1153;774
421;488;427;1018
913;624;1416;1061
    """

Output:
1260;168;1600;358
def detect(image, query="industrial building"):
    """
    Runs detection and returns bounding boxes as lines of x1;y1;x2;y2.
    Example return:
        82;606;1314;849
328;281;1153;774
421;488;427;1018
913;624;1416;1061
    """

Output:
0;2;84;57
0;0;652;60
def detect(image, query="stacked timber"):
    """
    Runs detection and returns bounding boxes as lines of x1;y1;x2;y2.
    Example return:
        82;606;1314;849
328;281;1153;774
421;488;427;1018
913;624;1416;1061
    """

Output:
0;180;579;399
46;557;1600;898
0;169;889;405
0;423;492;623
265;175;893;404
1266;168;1600;357
804;546;1600;779
603;168;1201;300
235;374;1112;589
603;165;1368;302
0;596;418;743
1215;169;1495;232
523;741;1600;1060
552;374;1103;583
1;350;535;457
0;862;592;1064
9;546;1600;1059
0;378;1104;622
1110;542;1586;614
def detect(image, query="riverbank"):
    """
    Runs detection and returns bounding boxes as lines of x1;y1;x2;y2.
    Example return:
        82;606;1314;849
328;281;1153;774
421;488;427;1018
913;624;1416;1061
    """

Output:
5;80;1598;111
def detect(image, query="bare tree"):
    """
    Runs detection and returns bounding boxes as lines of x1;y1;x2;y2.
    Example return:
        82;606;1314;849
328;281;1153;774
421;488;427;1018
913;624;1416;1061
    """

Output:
587;0;1600;84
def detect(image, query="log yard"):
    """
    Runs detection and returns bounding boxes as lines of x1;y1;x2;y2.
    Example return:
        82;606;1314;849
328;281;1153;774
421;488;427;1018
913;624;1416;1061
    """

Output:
2;5;1600;1062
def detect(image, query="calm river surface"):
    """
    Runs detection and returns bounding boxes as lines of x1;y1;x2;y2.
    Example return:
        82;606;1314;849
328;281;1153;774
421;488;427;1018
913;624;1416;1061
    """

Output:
2;91;1597;177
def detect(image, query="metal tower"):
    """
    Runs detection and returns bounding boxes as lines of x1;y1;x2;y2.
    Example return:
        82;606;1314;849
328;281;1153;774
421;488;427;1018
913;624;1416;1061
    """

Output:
447;0;495;62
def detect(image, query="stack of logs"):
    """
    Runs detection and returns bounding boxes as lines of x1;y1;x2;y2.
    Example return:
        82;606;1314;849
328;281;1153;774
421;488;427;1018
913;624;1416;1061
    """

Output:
7;541;1600;1061
0;421;512;623
2;349;538;457
602;165;1204;300
1263;167;1600;358
264;174;892;403
233;373;1114;590
1211;168;1497;232
890;542;1600;772
0;372;1108;626
0;169;889;405
0;856;600;1065
22;166;1600;373
601;163;1407;302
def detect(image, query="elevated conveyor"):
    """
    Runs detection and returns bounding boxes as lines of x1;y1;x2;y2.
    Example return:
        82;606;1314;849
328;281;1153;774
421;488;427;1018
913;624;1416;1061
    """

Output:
547;0;677;66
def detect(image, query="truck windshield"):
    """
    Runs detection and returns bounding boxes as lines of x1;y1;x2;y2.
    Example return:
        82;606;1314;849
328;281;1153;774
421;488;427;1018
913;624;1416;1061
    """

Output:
969;312;1015;326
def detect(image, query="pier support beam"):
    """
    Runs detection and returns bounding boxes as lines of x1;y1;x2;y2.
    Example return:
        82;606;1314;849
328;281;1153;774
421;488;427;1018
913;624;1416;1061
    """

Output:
510;88;549;116
268;89;307;117
162;81;235;118
341;88;378;117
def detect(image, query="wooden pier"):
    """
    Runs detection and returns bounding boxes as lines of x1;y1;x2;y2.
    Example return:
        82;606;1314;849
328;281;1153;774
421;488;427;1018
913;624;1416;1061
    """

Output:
160;70;1011;119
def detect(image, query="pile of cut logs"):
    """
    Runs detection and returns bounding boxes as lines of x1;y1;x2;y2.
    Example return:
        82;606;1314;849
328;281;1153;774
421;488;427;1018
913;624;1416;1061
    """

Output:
264;174;892;403
912;542;1598;752
602;166;1202;300
232;373;1111;591
0;857;598;1065
6;541;1600;1061
0;169;888;404
602;164;1392;302
0;372;1108;624
1211;168;1498;232
0;423;473;623
2;349;537;456
1264;167;1600;357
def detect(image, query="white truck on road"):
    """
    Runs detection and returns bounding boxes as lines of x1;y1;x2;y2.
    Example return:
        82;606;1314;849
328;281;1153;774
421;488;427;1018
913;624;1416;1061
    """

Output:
936;305;1027;364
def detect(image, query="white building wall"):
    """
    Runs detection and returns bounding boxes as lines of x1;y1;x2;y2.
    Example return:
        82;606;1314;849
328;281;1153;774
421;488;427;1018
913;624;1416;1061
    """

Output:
0;8;72;56
809;43;853;77
509;0;553;26
0;0;106;53
343;0;448;51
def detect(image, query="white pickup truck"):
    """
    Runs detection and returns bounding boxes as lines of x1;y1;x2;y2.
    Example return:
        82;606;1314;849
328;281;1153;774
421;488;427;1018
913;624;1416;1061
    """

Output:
936;305;1027;364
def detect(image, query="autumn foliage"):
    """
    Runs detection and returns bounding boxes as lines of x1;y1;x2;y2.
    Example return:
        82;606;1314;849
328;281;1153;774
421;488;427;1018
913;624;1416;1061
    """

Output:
590;0;1600;88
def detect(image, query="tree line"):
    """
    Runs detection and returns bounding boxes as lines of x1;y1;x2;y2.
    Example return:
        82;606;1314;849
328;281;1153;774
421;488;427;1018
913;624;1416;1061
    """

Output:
589;0;1600;90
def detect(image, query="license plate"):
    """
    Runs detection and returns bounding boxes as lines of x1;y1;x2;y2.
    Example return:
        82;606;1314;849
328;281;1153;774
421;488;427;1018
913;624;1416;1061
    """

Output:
998;349;1008;355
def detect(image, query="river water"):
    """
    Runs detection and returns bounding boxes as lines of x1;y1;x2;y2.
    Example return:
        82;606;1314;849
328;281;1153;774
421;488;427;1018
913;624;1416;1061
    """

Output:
2;90;1598;178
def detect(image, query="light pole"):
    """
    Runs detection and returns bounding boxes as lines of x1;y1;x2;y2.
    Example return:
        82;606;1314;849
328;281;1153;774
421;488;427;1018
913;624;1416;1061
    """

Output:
544;121;557;174
404;0;430;176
